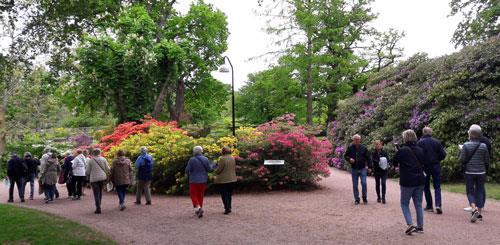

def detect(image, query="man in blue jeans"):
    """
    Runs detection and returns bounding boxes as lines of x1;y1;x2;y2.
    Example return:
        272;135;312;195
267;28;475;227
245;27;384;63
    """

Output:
417;127;446;214
344;134;371;205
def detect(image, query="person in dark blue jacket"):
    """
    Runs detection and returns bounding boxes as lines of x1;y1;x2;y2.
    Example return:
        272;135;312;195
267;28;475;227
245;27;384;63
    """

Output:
62;151;75;198
344;134;371;205
7;153;27;203
135;146;154;205
394;129;426;235
22;152;39;200
186;146;212;218
417;127;446;214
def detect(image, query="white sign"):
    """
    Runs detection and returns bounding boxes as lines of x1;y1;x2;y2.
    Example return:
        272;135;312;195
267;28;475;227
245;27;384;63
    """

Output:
264;160;285;165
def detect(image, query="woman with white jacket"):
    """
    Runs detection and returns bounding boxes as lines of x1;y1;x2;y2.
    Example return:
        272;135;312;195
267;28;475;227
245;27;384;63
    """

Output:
71;150;87;200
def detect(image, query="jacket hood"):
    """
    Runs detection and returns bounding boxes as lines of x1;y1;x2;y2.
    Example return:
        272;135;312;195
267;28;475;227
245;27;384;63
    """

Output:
115;156;130;165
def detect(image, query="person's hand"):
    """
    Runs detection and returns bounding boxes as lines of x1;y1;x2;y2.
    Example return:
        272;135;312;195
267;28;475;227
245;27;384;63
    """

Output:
349;158;355;164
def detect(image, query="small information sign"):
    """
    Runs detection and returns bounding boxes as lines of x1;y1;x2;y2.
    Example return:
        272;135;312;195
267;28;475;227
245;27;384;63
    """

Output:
264;160;285;165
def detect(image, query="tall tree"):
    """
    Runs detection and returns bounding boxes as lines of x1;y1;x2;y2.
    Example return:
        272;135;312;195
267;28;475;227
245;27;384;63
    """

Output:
450;0;500;47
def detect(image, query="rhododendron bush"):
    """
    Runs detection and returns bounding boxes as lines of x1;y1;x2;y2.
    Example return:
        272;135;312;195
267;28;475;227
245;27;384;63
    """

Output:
97;114;332;194
236;114;332;191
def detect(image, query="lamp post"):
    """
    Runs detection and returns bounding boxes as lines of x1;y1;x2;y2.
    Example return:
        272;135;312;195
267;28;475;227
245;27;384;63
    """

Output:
219;56;235;136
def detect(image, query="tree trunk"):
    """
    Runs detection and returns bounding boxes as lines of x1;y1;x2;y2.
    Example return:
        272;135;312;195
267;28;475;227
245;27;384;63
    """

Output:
0;105;6;155
305;32;314;125
152;80;170;119
169;78;185;122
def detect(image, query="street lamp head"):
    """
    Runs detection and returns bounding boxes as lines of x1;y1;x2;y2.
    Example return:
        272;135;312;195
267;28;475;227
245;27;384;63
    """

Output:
219;66;230;73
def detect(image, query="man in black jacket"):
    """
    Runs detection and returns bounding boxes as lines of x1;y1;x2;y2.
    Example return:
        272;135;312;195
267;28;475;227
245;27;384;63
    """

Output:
7;153;27;203
23;152;39;200
344;134;371;204
417;127;446;214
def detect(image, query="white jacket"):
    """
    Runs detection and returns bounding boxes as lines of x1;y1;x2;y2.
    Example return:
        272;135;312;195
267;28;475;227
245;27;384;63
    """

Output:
71;154;87;176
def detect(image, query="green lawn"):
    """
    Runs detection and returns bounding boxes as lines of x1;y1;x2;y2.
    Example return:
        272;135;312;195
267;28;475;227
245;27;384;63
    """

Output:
0;204;115;245
441;182;500;200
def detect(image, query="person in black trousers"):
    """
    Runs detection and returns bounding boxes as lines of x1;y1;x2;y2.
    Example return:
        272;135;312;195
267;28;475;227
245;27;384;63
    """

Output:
7;153;26;203
370;140;390;204
214;147;237;214
62;151;75;198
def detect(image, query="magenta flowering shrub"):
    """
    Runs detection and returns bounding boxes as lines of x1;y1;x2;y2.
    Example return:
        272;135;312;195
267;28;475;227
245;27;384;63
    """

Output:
237;113;332;191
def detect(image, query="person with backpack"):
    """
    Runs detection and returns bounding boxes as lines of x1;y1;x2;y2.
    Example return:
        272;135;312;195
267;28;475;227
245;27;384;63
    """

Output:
135;146;154;205
186;146;212;218
459;125;490;223
417;127;447;214
394;129;426;235
86;148;110;214
7;153;27;203
23;152;39;200
40;153;61;204
110;149;133;211
370;140;390;204
344;134;371;205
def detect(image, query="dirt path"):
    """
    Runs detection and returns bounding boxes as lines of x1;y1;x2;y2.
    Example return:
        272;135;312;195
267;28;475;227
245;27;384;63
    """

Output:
2;169;500;245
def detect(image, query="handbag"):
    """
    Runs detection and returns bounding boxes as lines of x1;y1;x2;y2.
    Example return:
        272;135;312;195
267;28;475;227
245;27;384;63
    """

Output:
58;169;66;184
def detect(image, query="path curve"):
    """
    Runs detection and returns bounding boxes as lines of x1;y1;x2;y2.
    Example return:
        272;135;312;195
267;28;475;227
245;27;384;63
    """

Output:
2;169;500;245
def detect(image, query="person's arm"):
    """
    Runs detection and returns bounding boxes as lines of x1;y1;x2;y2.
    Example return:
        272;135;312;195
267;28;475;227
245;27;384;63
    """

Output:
483;145;490;173
458;145;467;172
85;160;91;176
365;148;372;169
344;146;351;162
438;141;447;161
185;159;192;176
214;159;225;175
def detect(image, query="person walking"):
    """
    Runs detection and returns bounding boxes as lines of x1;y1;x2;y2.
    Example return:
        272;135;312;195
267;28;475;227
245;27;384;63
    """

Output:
71;150;87;200
370;140;390;204
86;149;110;214
214;147;237;214
417;127;446;214
344;134;371;205
186;146;212;218
62;151;75;198
7;153;26;203
460;125;490;223
135;146;154;205
110;150;133;211
394;129;426;235
23;152;38;200
39;153;61;204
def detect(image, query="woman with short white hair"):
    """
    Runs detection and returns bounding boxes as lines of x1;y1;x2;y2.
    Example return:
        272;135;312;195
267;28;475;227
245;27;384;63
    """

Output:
185;146;212;218
459;124;490;222
394;129;426;235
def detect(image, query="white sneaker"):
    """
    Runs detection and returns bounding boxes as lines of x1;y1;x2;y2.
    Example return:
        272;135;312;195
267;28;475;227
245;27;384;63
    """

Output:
464;207;473;212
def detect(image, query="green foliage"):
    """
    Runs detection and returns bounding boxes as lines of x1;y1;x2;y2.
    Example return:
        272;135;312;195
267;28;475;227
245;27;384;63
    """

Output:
237;66;307;124
332;38;500;181
450;0;500;47
0;205;115;244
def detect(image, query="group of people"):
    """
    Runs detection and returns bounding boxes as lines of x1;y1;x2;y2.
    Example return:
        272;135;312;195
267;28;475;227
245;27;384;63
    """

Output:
344;124;491;235
5;144;237;217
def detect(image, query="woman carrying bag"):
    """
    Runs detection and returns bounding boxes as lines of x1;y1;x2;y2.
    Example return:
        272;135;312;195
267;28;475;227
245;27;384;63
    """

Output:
86;148;110;214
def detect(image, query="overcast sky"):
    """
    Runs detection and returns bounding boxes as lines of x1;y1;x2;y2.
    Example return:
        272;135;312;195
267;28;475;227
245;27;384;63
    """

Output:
179;0;462;90
1;1;462;91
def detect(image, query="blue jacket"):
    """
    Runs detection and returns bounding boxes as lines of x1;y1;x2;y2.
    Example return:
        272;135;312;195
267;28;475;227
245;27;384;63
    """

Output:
394;143;426;187
135;154;154;181
417;135;446;166
185;154;212;184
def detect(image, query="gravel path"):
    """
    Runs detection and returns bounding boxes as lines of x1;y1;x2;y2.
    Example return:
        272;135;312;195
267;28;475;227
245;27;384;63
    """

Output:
2;169;500;245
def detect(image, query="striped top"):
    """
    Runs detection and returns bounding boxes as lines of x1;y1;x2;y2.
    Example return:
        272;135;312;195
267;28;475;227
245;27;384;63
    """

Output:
459;141;490;175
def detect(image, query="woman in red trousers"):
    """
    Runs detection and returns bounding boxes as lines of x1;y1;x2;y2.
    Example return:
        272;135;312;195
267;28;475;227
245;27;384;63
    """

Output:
185;146;212;218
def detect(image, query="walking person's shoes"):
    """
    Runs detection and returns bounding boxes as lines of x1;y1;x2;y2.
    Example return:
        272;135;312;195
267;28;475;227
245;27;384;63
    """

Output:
354;200;360;205
30;196;34;200
45;200;49;204
377;198;381;203
7;199;14;203
424;207;434;212
20;199;25;203
471;209;479;223
477;214;483;221
362;198;368;204
405;225;417;235
119;204;126;211
134;201;141;205
224;210;231;215
197;208;204;218
436;207;443;214
146;201;152;205
382;199;386;204
95;209;101;214
415;227;424;234
72;196;80;200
